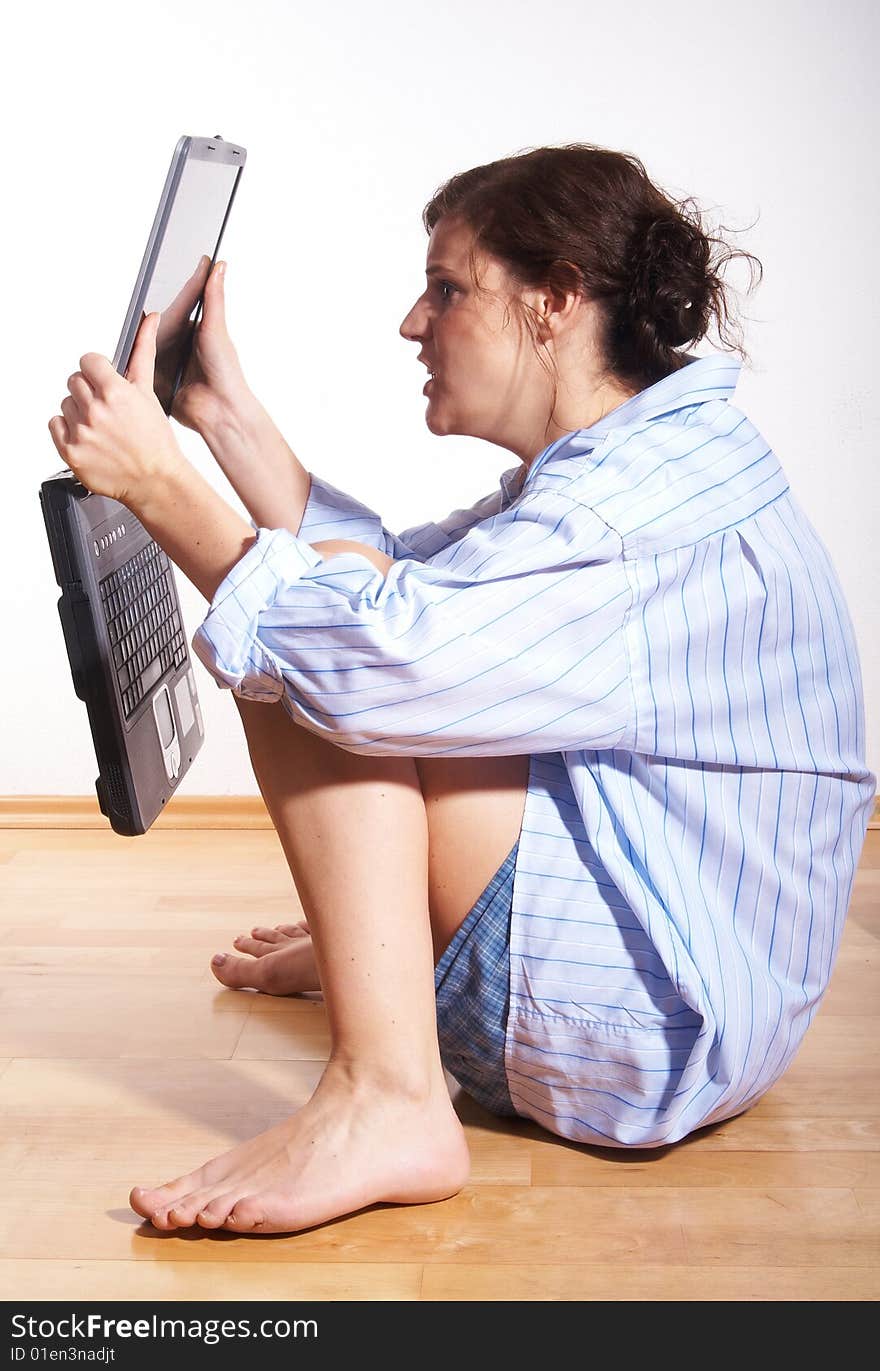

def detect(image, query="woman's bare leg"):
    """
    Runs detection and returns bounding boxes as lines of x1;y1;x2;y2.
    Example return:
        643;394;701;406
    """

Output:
211;748;531;991
208;534;530;993
129;693;469;1234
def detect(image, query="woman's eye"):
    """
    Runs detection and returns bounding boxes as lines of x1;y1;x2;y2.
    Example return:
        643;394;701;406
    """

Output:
436;280;457;302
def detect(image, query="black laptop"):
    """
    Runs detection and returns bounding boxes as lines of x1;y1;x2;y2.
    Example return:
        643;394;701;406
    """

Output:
40;134;247;835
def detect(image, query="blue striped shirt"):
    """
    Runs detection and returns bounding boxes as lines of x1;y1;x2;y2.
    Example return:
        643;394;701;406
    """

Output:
192;352;876;1147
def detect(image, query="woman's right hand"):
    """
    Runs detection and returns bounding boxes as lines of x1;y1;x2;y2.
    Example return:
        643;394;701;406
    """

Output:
168;258;254;435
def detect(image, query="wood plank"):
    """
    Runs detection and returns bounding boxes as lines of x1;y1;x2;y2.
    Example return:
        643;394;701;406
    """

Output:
742;1071;880;1117
2;1184;872;1268
419;1262;880;1301
0;1259;421;1301
0;987;250;1058
0;948;318;1017
533;1116;880;1153
0;796;272;830
231;1010;332;1061
676;1187;872;1267
529;1148;880;1188
0;1188;691;1265
0;1059;530;1187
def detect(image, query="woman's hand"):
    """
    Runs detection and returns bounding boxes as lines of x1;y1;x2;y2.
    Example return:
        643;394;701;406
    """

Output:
47;312;185;509
169;259;254;435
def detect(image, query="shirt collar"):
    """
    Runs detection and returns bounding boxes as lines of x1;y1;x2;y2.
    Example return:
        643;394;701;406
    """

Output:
501;352;743;501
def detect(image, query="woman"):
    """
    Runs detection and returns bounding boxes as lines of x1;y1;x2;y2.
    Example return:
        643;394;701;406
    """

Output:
48;144;876;1235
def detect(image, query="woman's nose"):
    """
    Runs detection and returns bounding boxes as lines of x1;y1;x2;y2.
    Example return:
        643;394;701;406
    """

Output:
399;297;427;341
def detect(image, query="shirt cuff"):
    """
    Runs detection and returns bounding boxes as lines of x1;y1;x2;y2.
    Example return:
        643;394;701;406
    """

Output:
191;526;325;701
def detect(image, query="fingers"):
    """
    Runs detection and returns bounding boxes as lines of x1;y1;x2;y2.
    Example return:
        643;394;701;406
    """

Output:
67;371;96;405
54;372;96;440
78;351;121;395
162;255;212;331
48;403;81;481
125;313;161;391
47;413;69;457
59;395;79;437
202;261;227;329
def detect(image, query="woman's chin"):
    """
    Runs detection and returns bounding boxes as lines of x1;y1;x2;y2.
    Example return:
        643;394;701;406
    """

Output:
425;404;451;436
425;393;468;437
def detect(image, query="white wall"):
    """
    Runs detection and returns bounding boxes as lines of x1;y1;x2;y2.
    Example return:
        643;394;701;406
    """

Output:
3;0;877;795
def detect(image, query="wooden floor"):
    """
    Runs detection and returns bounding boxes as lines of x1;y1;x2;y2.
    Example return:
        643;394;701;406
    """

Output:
0;821;877;1303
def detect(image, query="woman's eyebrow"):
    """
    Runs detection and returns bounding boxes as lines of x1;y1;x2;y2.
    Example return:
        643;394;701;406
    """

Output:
425;264;459;277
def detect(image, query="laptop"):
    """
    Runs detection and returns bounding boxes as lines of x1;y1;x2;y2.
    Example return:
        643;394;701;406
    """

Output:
39;134;247;835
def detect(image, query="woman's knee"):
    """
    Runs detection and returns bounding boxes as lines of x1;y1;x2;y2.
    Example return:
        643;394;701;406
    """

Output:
415;754;529;957
310;539;395;577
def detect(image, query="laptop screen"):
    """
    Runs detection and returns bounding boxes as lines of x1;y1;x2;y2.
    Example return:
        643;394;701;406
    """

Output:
145;154;240;413
113;136;245;415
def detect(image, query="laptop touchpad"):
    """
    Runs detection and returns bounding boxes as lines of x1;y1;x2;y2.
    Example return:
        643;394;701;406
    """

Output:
154;685;175;748
151;683;181;781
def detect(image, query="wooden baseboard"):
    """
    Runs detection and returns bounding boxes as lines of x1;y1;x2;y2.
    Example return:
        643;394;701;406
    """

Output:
0;795;272;829
1;794;878;831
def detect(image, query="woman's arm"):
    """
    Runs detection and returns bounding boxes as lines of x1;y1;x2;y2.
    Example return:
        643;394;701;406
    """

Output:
197;394;312;536
192;490;634;756
48;327;388;598
167;259;313;536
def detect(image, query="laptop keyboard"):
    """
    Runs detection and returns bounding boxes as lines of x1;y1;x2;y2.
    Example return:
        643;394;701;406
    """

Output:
99;542;187;719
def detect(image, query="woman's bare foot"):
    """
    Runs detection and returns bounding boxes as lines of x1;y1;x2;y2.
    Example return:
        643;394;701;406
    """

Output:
130;1063;470;1234
210;921;321;995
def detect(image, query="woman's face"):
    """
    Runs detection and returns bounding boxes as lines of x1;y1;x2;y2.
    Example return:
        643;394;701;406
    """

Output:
399;216;552;459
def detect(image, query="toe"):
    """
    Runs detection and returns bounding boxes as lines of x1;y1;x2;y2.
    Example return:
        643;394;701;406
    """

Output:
225;1196;265;1231
214;942;319;996
232;934;272;957
129;1185;155;1219
194;1209;225;1231
131;1152;238;1221
196;1189;241;1229
228;1192;303;1234
144;1206;177;1232
166;1192;211;1229
130;1177;195;1219
210;952;267;990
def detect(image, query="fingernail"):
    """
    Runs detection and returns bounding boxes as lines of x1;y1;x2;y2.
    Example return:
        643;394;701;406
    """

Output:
217;261;226;276
212;953;227;966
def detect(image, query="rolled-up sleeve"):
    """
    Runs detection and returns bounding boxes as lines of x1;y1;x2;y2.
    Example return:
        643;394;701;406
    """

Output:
192;486;634;757
259;471;516;562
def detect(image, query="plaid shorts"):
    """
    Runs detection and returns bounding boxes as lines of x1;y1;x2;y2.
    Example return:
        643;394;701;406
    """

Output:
433;837;520;1118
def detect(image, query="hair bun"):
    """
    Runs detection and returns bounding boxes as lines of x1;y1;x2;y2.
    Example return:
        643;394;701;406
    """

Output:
628;214;707;347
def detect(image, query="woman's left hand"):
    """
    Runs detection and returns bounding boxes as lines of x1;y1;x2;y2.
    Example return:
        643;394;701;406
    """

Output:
47;312;184;509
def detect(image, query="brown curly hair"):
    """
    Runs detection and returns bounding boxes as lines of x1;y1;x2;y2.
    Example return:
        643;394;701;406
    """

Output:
422;143;762;396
